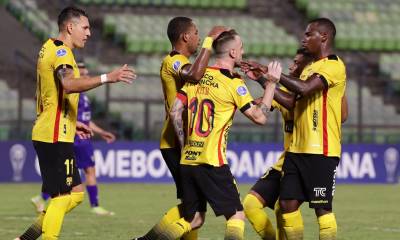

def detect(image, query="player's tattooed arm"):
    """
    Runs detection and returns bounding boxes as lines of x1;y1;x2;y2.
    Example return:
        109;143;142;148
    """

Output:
279;73;326;97
170;98;186;148
257;102;270;119
56;67;74;82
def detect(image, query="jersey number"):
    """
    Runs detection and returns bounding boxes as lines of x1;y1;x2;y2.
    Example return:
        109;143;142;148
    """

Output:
64;159;74;175
188;97;215;137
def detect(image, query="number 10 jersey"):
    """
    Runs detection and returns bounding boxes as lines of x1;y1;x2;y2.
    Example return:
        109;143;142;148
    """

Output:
177;67;253;167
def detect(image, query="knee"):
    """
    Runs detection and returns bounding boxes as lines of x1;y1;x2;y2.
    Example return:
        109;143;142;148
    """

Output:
243;193;263;216
71;191;84;205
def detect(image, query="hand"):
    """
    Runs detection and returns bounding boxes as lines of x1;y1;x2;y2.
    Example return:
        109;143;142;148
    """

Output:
207;26;231;40
101;131;116;143
107;64;137;84
264;61;282;83
240;60;267;80
76;121;93;140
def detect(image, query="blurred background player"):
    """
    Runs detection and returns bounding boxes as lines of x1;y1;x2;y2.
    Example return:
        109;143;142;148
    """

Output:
132;17;227;240
31;61;116;216
157;29;281;240
16;6;136;240
276;18;346;240
240;48;313;240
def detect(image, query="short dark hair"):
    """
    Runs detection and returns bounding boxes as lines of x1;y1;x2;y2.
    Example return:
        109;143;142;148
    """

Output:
167;17;193;44
309;18;336;40
58;6;88;31
212;29;238;55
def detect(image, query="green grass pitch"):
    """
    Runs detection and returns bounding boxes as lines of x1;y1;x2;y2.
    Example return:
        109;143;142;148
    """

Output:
1;183;399;239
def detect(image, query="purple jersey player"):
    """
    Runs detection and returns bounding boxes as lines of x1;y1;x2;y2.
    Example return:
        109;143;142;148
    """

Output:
31;62;116;216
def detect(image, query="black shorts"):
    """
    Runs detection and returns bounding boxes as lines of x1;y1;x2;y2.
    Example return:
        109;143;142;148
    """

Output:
251;167;282;209
280;152;339;209
33;141;81;197
161;147;183;199
181;164;243;221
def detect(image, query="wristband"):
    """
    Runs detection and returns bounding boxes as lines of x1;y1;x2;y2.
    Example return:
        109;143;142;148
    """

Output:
255;76;267;89
100;74;108;84
202;37;213;50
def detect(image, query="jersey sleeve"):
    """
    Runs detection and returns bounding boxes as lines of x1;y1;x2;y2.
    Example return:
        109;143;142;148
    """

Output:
53;46;75;71
229;78;254;113
170;55;190;79
316;60;345;87
177;83;188;106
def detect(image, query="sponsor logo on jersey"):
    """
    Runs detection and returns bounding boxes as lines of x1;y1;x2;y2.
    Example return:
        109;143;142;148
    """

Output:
56;49;67;57
237;86;247;96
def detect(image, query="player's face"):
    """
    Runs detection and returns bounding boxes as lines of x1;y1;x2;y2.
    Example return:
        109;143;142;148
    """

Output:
71;16;91;49
79;67;89;77
187;23;200;55
301;23;321;54
289;54;309;78
233;35;244;67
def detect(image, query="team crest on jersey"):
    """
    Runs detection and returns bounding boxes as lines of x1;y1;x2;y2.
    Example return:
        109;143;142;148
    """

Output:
236;86;247;96
172;61;181;72
56;49;67;57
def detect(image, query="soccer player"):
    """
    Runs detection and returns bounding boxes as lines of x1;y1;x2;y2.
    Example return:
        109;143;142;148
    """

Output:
133;17;227;240
155;29;281;240
240;48;313;240
275;18;346;240
31;61;116;216
241;49;348;240
16;6;136;240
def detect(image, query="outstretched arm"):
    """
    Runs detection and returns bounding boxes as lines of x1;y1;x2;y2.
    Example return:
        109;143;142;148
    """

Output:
56;64;136;94
89;121;116;143
170;97;186;148
279;73;326;97
180;26;229;83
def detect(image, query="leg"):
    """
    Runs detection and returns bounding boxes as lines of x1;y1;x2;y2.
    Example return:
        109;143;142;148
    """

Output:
156;165;206;240
225;211;245;240
307;156;340;240
133;148;196;240
279;153;307;240
244;167;282;239
315;208;337;240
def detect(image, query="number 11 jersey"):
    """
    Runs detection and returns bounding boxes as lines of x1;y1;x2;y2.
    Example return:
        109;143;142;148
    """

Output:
177;67;253;167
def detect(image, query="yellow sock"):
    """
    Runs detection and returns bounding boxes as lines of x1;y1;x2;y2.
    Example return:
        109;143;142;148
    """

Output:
42;195;71;240
243;194;275;240
318;213;337;240
282;210;304;240
144;204;182;239
225;218;245;240
159;217;192;240
66;191;84;213
182;229;199;240
274;200;286;240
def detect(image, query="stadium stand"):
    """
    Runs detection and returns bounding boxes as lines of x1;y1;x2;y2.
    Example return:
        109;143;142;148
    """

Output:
6;0;58;41
296;0;400;51
78;0;247;9
103;14;299;56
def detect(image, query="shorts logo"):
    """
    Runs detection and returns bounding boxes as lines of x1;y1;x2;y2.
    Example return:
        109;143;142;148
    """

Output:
236;86;247;96
313;187;326;197
172;61;181;72
66;176;73;186
56;49;67;57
